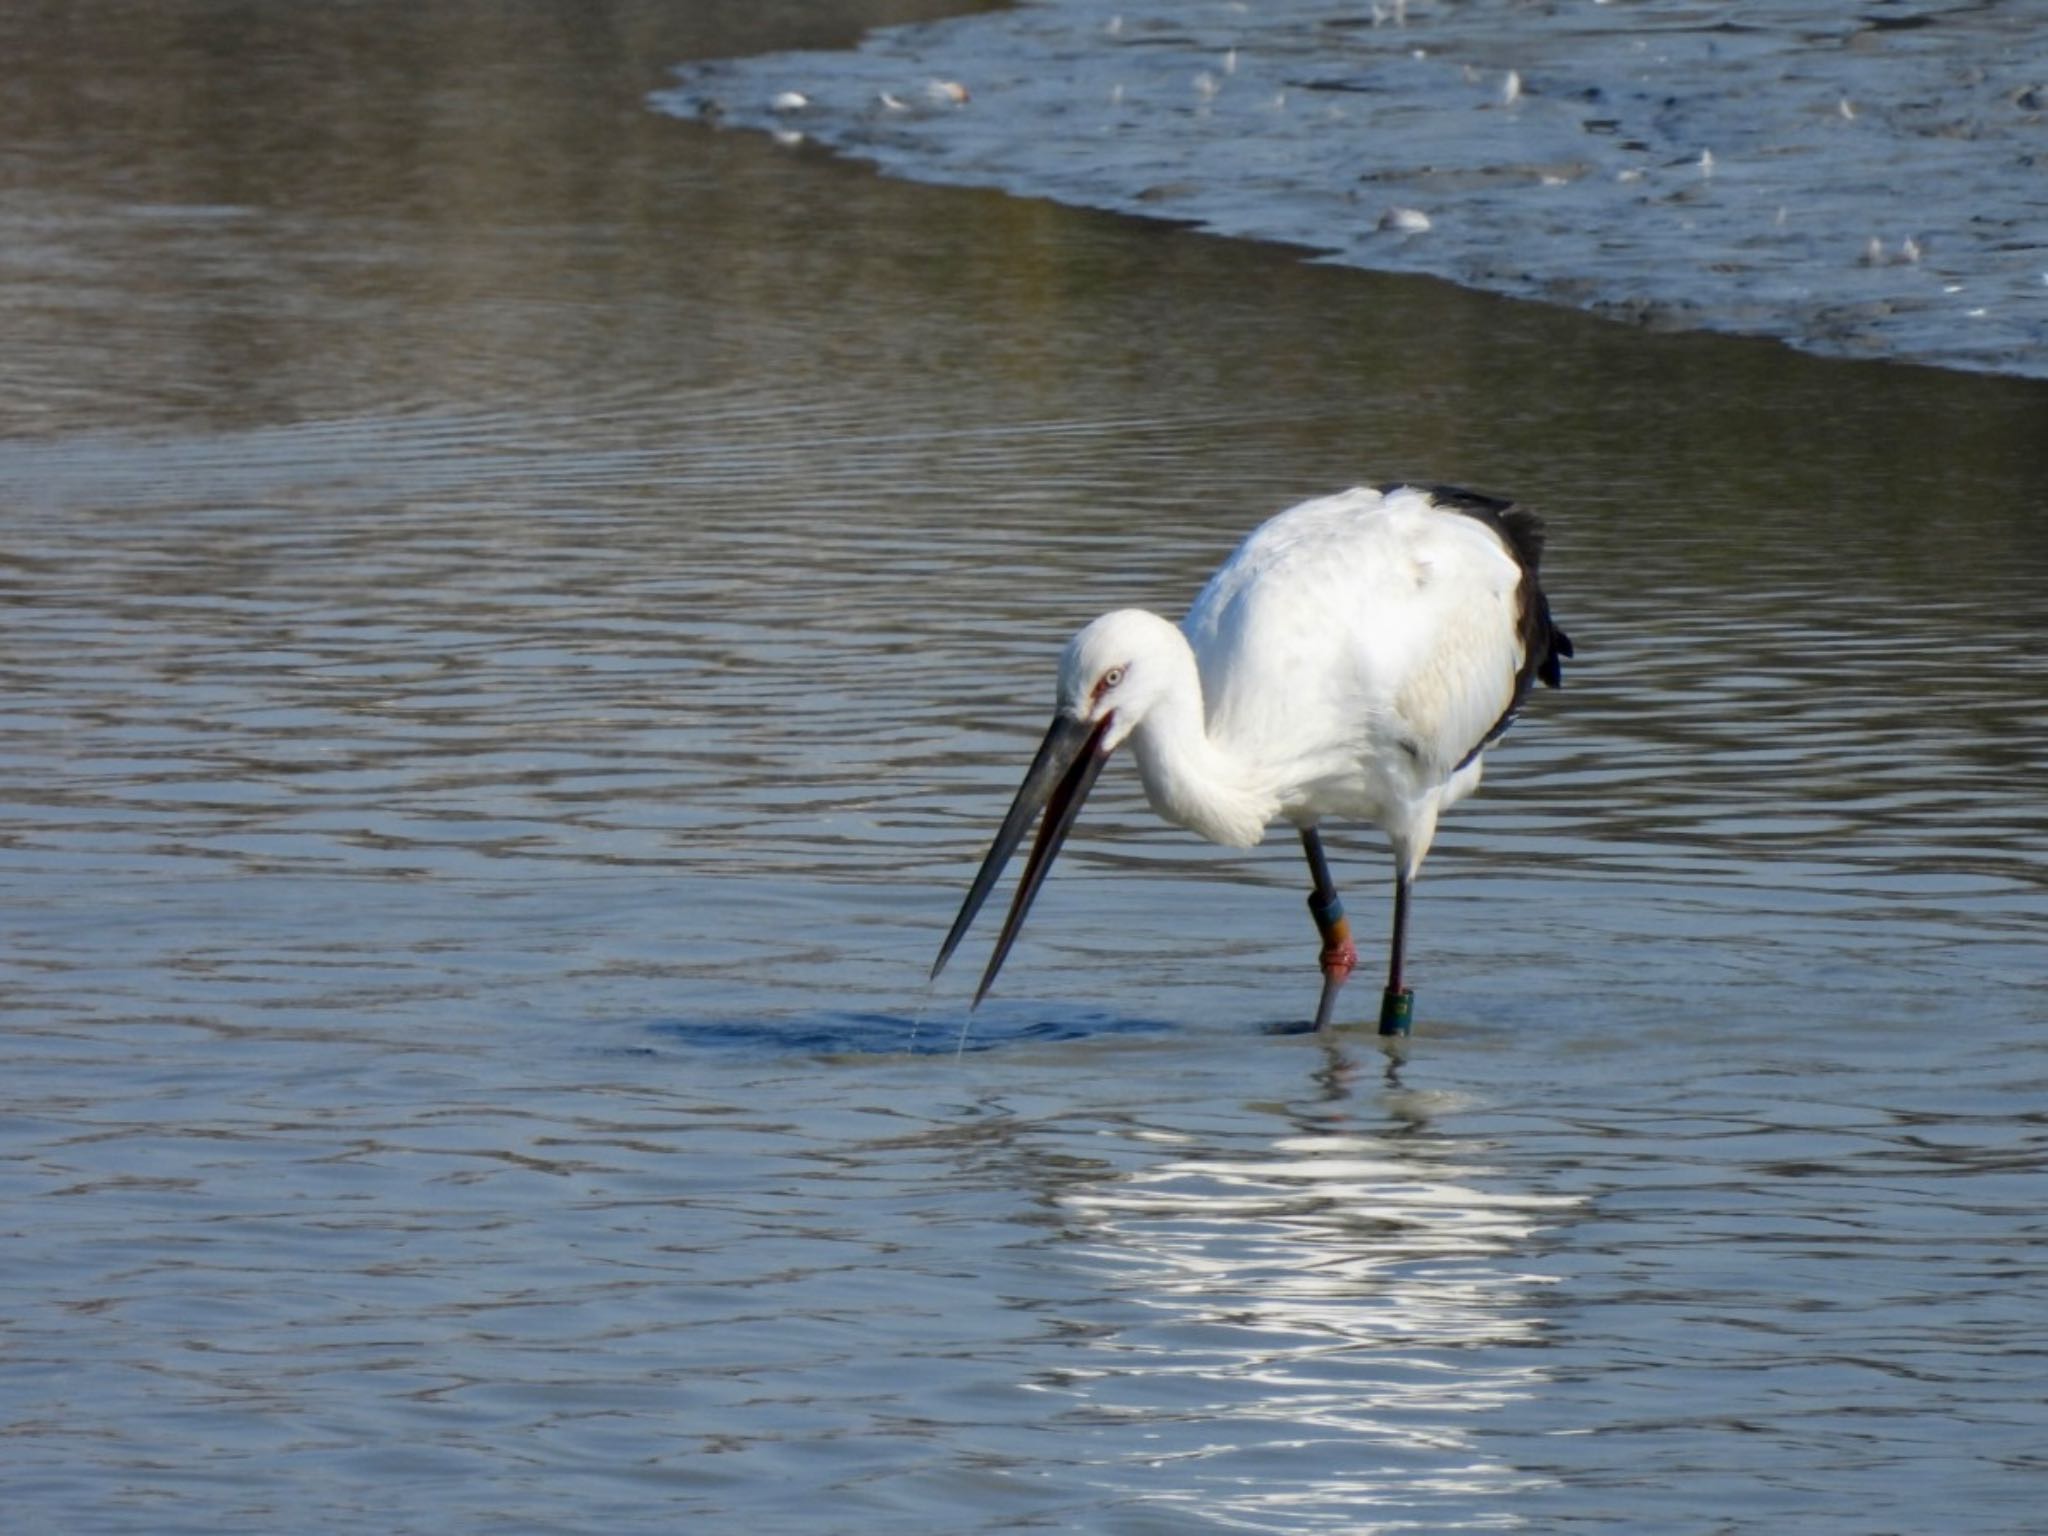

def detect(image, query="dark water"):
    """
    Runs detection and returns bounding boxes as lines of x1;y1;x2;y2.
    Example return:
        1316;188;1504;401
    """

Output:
666;0;2048;377
4;2;2048;1532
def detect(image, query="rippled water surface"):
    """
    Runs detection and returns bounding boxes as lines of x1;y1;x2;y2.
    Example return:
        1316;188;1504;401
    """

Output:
4;3;2047;1532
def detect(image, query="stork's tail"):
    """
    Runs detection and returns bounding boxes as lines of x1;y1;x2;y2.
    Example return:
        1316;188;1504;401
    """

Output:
1389;481;1575;763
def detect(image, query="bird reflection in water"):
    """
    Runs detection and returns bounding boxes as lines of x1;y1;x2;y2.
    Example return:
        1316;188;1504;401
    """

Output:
1035;1046;1580;1524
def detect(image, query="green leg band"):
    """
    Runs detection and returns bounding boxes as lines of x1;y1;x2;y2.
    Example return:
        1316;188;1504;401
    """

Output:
1378;988;1413;1037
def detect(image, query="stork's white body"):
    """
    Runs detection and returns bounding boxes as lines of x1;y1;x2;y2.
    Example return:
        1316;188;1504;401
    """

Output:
1118;484;1529;873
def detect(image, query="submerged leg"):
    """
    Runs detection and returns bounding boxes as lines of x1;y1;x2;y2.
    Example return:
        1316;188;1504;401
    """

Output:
1300;828;1356;1031
1380;870;1415;1037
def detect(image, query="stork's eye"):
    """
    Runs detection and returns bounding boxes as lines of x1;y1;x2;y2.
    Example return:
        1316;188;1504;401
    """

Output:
1101;666;1127;689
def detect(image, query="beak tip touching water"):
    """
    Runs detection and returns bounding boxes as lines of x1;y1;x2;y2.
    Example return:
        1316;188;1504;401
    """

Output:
934;713;1113;1007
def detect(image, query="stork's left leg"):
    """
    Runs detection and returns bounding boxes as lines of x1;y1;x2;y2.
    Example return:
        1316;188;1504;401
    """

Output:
1380;871;1414;1036
1300;828;1355;1030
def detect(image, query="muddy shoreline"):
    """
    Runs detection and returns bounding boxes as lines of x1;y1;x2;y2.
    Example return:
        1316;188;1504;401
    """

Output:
663;0;2048;378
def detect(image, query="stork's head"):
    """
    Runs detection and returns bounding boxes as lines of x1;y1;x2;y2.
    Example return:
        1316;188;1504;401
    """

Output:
1054;608;1184;753
931;607;1185;1007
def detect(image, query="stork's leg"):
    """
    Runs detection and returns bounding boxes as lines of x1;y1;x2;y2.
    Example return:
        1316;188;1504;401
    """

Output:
1380;871;1415;1036
1300;828;1355;1030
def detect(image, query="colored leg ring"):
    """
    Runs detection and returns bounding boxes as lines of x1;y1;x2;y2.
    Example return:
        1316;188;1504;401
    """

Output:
1378;987;1414;1037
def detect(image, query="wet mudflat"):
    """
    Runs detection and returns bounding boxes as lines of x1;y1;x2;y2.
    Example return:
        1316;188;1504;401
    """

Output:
671;0;2048;377
2;2;2046;1532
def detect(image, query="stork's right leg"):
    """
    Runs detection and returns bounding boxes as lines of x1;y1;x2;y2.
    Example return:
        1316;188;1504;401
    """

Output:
1300;828;1355;1030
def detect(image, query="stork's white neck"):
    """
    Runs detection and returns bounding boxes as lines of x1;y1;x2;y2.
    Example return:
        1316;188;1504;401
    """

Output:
1120;623;1276;850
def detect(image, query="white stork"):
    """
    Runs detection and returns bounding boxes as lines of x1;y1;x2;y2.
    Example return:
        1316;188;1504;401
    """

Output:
932;483;1573;1034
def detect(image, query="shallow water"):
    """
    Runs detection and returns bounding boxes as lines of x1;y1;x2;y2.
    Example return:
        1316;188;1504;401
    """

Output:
4;2;2048;1532
665;0;2048;377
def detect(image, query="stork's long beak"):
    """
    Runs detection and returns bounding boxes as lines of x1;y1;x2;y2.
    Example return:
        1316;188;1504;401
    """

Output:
932;712;1114;1007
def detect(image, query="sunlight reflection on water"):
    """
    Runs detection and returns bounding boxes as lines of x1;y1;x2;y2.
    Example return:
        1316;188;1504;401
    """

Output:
1049;1117;1577;1527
